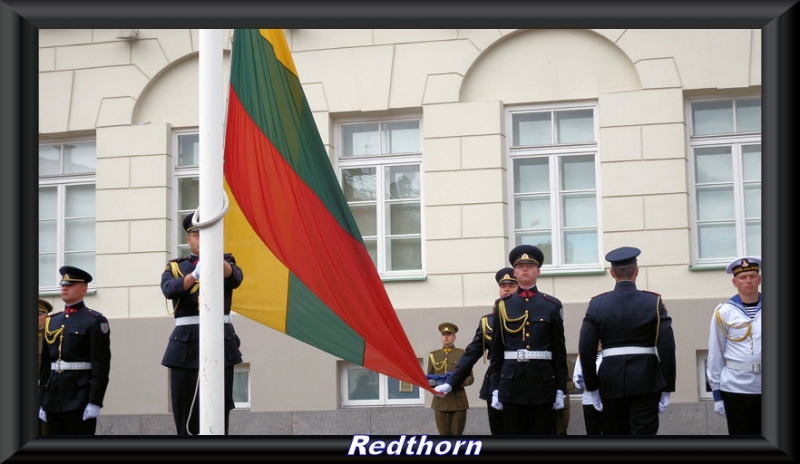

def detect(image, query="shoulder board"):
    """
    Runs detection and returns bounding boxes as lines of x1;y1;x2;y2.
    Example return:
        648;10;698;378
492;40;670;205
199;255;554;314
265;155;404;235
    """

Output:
500;293;512;300
540;293;561;304
168;256;190;263
454;348;466;354
591;291;610;299
642;290;662;297
87;309;103;318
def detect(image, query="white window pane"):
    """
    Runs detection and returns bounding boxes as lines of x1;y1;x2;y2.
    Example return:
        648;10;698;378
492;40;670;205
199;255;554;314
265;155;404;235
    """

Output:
698;223;736;258
39;145;61;175
39;254;57;288
232;368;249;405
386;165;419;199
39;220;57;253
514;158;549;193
556;109;594;144
515;233;552;266
63;143;96;174
515;196;551;229
342;123;380;156
65;218;95;251
342;168;376;201
736;98;761;133
39;187;57;218
692;100;734;135
746;222;761;256
383;121;419;154
694;146;733;183
697;186;734;221
65;185;95;217
387;237;421;271
561;155;595;190
178;177;200;210
348;369;379;400
744;185;761;218
742;145;761;182
350;204;377;236
513;112;551;146
387;203;420;235
563;230;598;264
178;134;199;166
63;252;95;278
562;195;596;228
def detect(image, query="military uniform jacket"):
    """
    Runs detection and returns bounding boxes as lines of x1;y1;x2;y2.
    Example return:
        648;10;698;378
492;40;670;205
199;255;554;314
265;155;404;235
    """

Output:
578;280;676;398
448;313;496;401
39;301;111;413
428;347;473;411
160;254;243;369
706;293;761;395
488;287;568;406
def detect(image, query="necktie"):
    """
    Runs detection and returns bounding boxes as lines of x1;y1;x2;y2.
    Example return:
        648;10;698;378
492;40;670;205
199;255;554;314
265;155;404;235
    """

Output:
65;306;78;315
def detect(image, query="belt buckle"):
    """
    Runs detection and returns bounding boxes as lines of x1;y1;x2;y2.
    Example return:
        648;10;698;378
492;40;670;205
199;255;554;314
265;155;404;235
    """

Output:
752;363;761;374
516;350;529;362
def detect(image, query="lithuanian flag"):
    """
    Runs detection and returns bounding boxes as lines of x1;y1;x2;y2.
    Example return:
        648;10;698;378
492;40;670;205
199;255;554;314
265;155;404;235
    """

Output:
223;29;430;391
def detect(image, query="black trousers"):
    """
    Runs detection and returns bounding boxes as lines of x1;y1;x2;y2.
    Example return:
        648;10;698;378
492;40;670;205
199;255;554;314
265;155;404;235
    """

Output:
46;409;96;435
721;390;761;435
602;392;660;435
485;399;504;435
502;402;554;435
582;404;608;435
170;366;235;435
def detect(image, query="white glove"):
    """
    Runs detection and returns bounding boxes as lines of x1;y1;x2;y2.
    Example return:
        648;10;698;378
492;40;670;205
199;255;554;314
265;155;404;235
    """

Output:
588;389;603;412
553;389;565;410
434;383;452;396
574;375;585;390
714;400;726;417
658;391;671;414
38;407;47;422
491;389;503;411
82;403;100;421
191;261;201;280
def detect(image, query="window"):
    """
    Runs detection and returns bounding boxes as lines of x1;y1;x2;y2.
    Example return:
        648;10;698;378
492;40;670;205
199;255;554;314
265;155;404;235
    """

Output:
340;362;424;407
508;104;600;268
689;97;761;264
232;363;251;409
38;141;97;290
337;118;424;278
174;131;199;257
697;351;713;400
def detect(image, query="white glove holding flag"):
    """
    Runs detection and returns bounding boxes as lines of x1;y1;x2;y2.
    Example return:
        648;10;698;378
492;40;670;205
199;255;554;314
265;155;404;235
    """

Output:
714;400;726;417
588;390;603;412
553;389;565;410
82;403;100;421
434;383;452;397
658;391;671;414
491;389;503;411
192;261;201;279
39;407;47;422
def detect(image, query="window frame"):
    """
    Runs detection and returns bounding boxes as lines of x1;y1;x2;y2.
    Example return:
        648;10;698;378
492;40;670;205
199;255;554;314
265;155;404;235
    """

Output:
697;350;713;401
687;96;762;266
232;363;251;409
340;361;425;407
507;102;602;271
38;139;97;292
173;130;200;258
335;116;425;280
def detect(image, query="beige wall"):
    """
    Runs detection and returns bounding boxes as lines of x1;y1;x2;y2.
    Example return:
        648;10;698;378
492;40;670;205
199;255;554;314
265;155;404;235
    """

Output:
39;28;760;417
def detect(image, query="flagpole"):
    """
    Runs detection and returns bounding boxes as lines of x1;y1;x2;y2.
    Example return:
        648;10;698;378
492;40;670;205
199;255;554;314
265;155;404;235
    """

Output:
198;28;225;435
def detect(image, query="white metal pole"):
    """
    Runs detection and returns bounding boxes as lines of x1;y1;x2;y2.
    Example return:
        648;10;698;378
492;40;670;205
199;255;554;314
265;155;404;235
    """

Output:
198;28;225;435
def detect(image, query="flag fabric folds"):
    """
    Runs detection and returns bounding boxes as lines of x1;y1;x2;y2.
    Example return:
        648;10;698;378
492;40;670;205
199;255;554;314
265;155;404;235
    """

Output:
223;29;430;391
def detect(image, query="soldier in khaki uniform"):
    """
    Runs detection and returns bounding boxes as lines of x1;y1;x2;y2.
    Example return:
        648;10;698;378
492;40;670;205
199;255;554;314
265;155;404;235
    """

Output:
427;322;474;434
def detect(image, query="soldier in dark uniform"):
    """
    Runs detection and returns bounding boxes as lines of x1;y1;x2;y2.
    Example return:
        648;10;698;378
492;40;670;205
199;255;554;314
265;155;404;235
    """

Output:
435;267;517;435
161;213;244;435
488;245;568;435
39;266;111;435
37;298;52;435
578;246;676;435
427;322;474;434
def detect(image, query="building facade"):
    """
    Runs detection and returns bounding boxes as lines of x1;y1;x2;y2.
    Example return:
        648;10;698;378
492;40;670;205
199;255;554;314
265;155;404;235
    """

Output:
38;28;760;435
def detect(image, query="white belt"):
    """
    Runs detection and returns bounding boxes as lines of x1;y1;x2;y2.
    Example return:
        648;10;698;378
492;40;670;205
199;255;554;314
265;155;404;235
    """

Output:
602;346;657;357
175;315;233;326
504;350;552;361
51;361;92;371
726;360;762;374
